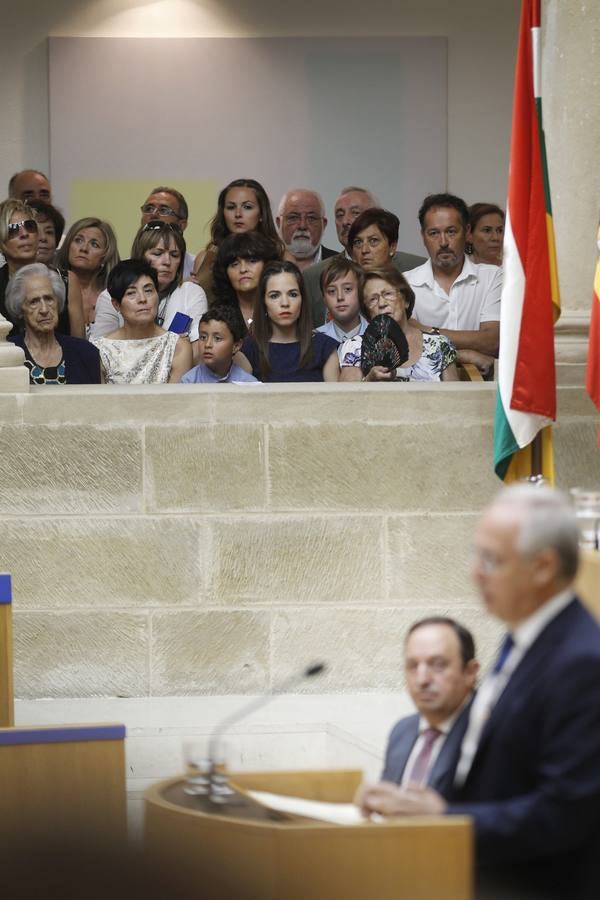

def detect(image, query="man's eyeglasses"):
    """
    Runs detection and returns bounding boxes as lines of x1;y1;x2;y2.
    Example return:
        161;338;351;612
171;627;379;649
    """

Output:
141;203;183;220
141;220;182;234
7;219;38;238
284;213;322;227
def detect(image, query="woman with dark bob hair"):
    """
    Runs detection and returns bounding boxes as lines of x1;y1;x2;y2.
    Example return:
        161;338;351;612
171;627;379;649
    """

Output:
347;208;399;271
191;179;283;300
466;202;505;266
239;260;339;382
212;231;281;327
91;221;207;359
339;266;459;382
91;259;192;384
6;263;100;384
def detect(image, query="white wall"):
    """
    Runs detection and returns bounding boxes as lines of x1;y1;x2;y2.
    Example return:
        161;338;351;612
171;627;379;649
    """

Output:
1;1;597;307
1;1;519;221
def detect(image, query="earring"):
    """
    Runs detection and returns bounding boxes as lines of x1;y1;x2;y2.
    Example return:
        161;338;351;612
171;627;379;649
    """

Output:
465;242;473;255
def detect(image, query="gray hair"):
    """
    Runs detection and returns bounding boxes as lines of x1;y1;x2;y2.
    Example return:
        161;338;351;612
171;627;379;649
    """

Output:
5;263;66;319
277;189;326;218
493;484;579;580
339;186;380;207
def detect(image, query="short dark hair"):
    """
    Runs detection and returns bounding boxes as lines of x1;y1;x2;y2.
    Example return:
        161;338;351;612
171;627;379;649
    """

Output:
199;304;247;343
27;200;66;244
319;256;361;294
347;208;399;251
468;202;505;230
107;259;159;303
406;617;476;667
418;193;469;230
213;231;281;306
148;186;188;221
360;266;416;319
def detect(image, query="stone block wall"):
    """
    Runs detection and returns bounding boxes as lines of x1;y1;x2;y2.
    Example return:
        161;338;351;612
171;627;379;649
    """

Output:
2;382;598;703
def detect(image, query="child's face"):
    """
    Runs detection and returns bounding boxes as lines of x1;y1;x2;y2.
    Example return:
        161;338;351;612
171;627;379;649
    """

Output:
198;319;241;376
324;271;360;328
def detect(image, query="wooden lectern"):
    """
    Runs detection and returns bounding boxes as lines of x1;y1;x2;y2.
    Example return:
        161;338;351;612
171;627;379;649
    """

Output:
144;769;473;900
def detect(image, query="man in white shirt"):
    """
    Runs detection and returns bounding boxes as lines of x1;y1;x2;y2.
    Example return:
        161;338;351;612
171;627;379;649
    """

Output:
276;189;336;271
404;192;502;376
356;485;600;900
380;617;478;792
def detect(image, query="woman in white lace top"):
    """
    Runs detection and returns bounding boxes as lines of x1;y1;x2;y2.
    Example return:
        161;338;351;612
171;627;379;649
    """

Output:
92;259;192;384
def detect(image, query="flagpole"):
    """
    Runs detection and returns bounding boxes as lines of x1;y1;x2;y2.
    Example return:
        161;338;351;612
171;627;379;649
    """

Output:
531;432;543;477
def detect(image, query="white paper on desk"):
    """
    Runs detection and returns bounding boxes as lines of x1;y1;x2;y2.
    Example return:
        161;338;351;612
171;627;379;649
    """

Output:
247;790;379;825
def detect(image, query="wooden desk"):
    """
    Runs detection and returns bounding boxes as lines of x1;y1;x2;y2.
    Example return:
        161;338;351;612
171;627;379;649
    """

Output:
0;723;127;840
144;769;473;900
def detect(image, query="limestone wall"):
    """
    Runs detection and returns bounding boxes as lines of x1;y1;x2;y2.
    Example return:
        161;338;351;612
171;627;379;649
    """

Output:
1;382;598;703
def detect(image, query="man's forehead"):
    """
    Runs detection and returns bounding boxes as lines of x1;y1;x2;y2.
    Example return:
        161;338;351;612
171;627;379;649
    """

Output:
146;191;178;206
424;206;462;227
405;623;460;656
335;191;370;210
285;191;320;209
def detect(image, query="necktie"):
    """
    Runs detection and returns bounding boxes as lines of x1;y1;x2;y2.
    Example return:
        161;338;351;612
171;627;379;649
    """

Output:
406;727;442;785
492;633;515;674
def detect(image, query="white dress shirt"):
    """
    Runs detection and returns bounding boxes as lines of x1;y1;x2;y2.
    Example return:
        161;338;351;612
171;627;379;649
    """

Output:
404;256;502;330
454;589;574;787
402;695;472;786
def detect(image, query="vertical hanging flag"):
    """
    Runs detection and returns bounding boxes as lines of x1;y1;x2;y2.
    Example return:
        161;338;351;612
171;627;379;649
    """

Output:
493;0;560;482
585;225;600;444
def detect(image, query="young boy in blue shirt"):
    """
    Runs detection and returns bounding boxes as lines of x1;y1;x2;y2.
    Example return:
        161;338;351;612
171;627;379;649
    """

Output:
180;305;259;384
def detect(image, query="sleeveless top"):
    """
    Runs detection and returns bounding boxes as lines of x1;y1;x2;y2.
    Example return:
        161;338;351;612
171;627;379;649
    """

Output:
93;331;179;384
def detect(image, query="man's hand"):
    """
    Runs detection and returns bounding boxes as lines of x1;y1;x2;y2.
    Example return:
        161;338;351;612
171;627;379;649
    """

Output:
354;781;447;818
457;348;495;376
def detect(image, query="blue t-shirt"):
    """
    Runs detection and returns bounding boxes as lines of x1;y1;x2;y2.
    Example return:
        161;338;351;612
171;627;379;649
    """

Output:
241;332;339;383
180;362;259;384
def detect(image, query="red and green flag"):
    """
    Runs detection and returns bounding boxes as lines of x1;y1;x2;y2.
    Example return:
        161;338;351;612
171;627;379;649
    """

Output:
493;0;560;482
586;225;600;443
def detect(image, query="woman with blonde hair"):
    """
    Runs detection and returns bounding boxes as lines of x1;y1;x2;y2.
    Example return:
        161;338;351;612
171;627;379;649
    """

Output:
56;216;120;337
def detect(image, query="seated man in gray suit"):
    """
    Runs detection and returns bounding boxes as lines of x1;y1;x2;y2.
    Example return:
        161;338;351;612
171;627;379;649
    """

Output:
303;185;425;326
381;616;478;793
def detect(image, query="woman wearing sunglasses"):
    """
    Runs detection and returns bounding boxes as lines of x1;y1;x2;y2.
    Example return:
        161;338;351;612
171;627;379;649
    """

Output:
90;221;207;361
0;198;90;338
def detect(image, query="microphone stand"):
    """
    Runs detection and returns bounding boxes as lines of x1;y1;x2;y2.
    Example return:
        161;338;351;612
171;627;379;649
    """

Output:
205;663;326;804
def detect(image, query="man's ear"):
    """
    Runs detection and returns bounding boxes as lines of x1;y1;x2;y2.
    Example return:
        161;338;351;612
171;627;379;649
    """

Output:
232;338;243;355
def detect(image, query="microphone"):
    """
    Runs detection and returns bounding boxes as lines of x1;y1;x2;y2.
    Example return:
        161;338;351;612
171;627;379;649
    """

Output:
206;662;327;801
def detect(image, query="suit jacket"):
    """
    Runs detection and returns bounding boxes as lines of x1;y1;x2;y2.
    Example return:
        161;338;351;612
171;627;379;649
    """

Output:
320;244;338;261
448;598;600;900
303;249;426;327
381;701;472;796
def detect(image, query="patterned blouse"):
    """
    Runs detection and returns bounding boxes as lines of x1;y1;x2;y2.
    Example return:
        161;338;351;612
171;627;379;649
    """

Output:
338;331;457;381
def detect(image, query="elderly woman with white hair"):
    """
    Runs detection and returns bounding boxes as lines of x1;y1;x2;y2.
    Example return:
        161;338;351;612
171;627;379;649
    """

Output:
6;263;101;384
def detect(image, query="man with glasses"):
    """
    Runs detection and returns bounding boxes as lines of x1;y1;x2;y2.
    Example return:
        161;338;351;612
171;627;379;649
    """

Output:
356;485;600;900
8;170;52;204
276;189;336;271
139;186;195;279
